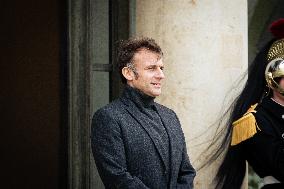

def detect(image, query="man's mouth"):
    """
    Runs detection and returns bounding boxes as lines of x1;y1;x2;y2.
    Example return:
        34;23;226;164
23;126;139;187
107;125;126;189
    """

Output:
151;83;161;87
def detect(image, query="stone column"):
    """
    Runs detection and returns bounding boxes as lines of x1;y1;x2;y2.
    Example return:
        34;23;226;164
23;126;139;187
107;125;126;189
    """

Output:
132;0;248;188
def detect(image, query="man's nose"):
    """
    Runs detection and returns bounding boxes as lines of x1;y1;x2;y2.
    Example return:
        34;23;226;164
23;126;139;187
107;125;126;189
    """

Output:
156;68;165;79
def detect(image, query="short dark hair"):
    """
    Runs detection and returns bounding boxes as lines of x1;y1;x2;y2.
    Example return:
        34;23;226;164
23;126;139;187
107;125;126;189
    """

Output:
117;37;163;84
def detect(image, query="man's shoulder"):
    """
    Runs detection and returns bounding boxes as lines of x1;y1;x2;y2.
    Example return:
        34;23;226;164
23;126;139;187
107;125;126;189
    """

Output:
91;99;126;136
93;99;125;118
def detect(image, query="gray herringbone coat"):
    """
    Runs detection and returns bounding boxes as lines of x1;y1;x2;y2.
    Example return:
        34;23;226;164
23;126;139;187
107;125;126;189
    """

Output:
91;88;195;189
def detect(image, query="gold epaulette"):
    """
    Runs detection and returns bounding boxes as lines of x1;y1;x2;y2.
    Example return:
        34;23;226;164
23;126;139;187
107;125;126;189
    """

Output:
231;104;260;146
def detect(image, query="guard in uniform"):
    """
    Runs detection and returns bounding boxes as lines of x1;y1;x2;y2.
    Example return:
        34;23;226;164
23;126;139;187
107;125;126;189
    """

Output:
210;19;284;189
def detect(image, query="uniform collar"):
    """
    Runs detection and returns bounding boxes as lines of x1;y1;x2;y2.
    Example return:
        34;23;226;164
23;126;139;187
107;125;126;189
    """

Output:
261;97;284;121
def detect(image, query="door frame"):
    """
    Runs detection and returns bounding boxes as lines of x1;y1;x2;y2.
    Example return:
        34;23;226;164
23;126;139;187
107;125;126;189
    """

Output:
67;0;130;188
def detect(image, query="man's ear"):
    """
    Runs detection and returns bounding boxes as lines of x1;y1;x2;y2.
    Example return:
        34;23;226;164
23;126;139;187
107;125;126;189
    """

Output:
122;67;134;81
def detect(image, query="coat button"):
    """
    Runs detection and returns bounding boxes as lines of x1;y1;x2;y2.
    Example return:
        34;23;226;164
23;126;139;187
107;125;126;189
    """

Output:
282;114;284;119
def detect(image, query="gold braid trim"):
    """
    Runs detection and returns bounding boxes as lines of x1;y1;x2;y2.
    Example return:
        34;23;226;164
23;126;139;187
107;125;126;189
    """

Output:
231;104;260;146
267;39;284;62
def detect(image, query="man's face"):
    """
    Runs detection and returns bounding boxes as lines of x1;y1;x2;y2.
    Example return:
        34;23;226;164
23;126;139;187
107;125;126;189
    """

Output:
280;77;284;87
272;77;284;100
279;77;284;96
128;49;165;97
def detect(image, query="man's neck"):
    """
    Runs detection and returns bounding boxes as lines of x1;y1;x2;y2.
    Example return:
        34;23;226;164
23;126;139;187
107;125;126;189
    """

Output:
124;85;155;108
272;92;284;106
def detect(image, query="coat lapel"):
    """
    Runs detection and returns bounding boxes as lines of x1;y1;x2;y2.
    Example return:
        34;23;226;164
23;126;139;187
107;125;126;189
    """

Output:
121;98;168;171
155;104;182;174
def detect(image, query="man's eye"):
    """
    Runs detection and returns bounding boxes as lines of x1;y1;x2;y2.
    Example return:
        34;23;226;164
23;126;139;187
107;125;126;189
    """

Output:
160;67;164;71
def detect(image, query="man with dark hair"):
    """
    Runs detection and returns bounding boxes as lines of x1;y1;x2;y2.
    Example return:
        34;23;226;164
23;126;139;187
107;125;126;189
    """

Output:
91;37;196;189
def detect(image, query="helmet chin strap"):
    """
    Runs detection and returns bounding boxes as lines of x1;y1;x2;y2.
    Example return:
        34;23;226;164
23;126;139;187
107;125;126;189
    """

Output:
269;77;284;96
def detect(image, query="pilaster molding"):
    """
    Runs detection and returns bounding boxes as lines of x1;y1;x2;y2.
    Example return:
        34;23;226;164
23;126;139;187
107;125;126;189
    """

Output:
68;0;91;188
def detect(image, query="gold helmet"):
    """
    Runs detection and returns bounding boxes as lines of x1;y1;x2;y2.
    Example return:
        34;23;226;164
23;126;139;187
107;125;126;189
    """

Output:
265;19;284;95
265;58;284;94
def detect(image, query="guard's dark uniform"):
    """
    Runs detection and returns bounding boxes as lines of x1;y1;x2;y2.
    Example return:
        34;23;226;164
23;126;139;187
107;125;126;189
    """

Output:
241;97;284;189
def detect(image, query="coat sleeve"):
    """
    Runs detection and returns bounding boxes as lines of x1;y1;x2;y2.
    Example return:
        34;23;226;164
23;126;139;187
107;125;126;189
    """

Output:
91;109;150;189
173;112;196;189
176;139;196;189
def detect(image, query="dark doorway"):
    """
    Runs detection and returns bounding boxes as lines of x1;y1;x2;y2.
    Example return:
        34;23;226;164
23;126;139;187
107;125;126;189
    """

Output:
1;0;68;188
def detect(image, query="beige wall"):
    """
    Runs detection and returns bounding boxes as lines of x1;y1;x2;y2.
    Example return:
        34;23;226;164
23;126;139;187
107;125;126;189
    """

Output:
133;1;248;188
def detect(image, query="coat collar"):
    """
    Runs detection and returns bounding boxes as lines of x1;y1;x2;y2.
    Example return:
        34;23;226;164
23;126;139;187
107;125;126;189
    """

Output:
120;87;182;173
120;96;167;170
155;104;183;177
